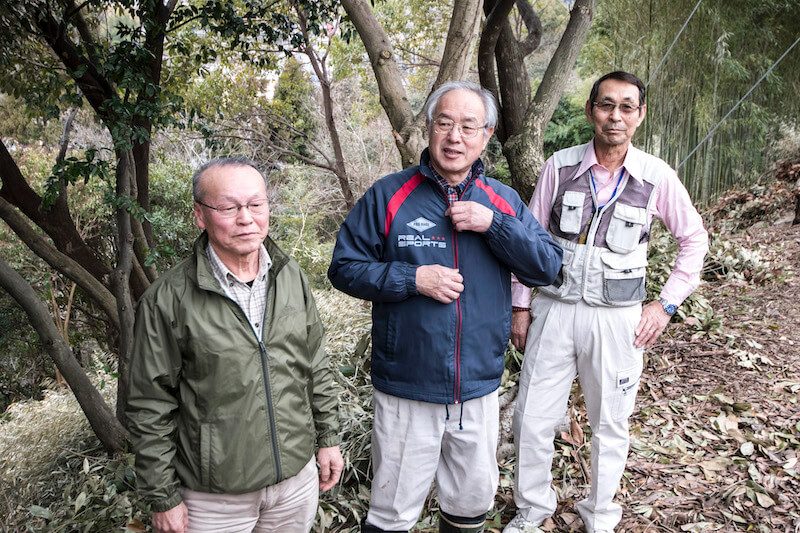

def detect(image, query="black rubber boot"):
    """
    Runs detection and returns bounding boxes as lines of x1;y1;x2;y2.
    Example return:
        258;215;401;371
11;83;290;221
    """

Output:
438;510;486;533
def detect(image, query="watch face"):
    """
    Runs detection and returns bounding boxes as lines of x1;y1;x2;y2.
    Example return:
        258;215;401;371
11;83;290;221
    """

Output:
665;304;677;315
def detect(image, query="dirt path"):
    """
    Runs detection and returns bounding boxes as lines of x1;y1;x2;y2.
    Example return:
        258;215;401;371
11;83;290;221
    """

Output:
494;185;800;532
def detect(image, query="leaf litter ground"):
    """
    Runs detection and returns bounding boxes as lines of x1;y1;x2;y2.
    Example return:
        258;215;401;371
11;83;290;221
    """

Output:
490;187;800;533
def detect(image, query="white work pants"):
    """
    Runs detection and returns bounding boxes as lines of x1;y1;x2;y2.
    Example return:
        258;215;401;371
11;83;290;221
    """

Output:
512;296;643;533
181;457;318;533
366;389;500;531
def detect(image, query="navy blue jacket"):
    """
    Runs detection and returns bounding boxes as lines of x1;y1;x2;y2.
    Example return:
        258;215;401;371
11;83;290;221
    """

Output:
328;151;562;404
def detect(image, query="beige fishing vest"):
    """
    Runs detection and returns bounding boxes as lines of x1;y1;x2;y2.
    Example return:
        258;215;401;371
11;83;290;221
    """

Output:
539;143;663;307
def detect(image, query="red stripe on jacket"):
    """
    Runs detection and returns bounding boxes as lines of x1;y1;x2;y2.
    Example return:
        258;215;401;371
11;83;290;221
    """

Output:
475;178;516;216
385;173;425;237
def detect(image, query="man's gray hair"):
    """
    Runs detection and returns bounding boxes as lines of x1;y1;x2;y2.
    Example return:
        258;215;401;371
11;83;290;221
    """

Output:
425;81;498;134
192;157;267;201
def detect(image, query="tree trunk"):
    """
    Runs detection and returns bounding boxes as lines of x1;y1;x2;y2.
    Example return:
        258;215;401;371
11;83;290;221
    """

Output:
295;4;356;211
340;0;482;168
504;0;597;199
480;0;540;143
0;197;120;328
0;140;112;285
112;150;137;429
0;259;128;452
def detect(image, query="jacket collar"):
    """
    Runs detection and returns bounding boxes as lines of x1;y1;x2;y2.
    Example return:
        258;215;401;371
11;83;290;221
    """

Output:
574;140;645;185
194;232;290;293
419;148;485;184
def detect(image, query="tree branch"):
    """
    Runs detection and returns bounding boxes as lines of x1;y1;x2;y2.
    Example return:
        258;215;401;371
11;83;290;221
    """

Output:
0;258;128;452
0;197;119;328
0;139;112;285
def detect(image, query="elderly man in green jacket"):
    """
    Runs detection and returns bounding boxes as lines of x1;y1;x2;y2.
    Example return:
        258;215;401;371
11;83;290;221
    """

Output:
126;158;343;533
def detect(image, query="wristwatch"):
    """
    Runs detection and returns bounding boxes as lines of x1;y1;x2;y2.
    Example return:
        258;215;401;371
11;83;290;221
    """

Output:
657;297;677;316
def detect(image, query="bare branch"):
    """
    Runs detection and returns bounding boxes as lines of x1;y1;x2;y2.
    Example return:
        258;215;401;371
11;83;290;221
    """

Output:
0;258;128;452
0;197;120;328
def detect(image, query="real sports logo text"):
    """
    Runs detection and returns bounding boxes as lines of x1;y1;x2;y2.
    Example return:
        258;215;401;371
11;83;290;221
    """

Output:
398;216;447;248
398;234;447;248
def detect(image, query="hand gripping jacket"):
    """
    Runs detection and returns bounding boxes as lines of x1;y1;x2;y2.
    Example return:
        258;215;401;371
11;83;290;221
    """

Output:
539;142;664;307
328;150;562;404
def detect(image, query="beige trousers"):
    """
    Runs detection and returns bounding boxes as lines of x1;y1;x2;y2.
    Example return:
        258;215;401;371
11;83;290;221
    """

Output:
366;388;500;531
181;457;318;533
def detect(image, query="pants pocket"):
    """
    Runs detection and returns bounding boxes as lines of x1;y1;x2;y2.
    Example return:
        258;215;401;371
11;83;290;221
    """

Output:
612;366;641;421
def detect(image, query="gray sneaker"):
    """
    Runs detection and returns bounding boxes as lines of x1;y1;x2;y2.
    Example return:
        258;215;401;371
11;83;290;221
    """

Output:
502;514;543;533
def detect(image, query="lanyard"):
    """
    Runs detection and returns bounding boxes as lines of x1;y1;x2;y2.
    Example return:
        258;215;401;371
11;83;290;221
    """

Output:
589;168;625;212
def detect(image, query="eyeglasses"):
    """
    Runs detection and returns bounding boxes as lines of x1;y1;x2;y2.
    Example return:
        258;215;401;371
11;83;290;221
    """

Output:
432;119;485;139
592;101;642;116
196;199;269;218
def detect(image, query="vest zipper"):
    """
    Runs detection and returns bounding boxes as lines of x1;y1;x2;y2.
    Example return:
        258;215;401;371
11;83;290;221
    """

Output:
580;172;630;297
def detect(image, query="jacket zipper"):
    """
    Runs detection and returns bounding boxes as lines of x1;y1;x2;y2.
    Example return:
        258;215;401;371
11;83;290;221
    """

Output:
214;285;283;482
258;340;282;481
436;181;465;404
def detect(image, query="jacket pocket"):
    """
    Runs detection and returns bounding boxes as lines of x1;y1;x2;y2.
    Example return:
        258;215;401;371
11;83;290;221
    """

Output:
612;365;641;421
200;422;211;488
606;203;646;254
371;308;397;361
600;249;647;305
559;191;586;234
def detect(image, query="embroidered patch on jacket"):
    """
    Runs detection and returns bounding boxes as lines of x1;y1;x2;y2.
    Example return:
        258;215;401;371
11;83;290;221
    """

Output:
407;217;436;232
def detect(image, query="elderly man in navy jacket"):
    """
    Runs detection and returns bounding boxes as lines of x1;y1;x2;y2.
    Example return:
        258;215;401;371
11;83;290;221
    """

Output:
328;81;562;533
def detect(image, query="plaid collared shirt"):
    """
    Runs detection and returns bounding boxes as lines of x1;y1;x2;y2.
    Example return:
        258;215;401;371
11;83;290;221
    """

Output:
431;166;474;206
207;243;272;339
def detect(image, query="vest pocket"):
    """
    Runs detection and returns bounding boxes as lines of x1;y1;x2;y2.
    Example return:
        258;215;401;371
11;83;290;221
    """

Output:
559;191;585;234
606;203;646;254
600;249;647;305
541;248;575;298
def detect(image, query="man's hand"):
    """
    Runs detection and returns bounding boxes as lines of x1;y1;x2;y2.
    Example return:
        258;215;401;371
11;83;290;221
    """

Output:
446;201;494;233
511;309;532;352
416;265;464;304
152;502;188;533
634;300;671;348
318;445;344;491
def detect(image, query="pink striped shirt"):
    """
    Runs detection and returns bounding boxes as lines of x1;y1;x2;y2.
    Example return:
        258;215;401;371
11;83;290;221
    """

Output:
512;141;708;308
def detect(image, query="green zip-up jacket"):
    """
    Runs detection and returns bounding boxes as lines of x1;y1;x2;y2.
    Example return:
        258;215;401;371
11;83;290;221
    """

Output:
126;233;340;512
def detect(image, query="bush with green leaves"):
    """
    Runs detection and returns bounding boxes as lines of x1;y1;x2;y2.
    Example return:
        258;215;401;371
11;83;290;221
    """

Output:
146;155;198;271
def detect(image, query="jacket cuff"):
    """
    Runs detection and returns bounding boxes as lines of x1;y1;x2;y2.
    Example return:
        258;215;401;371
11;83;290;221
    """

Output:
406;263;419;296
485;210;506;239
318;434;342;448
149;491;183;513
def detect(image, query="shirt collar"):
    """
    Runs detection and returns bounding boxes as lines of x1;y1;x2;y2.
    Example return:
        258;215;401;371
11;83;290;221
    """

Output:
575;139;645;185
206;242;272;286
420;148;485;186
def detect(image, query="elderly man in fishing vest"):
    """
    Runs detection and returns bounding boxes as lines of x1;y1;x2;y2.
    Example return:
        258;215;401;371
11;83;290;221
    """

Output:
504;71;709;533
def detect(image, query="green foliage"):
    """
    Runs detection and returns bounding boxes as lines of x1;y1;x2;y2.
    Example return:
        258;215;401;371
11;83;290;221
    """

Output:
543;95;595;159
580;0;800;204
15;451;148;533
270;166;337;289
270;57;320;161
147;156;198;271
0;292;47;413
